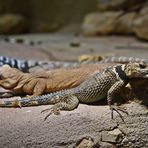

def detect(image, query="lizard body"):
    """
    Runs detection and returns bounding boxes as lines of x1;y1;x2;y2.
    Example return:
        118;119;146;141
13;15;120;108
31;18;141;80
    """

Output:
0;56;86;72
100;56;148;64
0;55;147;96
1;63;148;120
0;55;147;72
0;64;114;96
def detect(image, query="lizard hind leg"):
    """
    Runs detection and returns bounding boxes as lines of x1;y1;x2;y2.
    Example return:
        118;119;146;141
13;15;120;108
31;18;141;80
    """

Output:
41;95;79;120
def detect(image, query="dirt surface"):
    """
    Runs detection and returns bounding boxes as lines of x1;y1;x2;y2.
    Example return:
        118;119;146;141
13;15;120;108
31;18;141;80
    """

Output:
0;33;148;147
0;103;148;148
1;33;148;61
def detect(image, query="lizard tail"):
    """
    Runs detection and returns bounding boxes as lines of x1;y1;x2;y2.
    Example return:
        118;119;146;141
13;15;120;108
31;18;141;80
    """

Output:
0;98;22;107
0;98;44;107
0;93;63;107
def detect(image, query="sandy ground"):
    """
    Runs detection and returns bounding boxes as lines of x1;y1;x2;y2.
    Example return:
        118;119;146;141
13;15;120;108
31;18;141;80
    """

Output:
0;33;148;147
0;104;113;147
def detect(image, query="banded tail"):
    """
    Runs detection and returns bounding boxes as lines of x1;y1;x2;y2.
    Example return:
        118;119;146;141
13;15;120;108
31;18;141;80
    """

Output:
0;56;79;72
0;92;68;107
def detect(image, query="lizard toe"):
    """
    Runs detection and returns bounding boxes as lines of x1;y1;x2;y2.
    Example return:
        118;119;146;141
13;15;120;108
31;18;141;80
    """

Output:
110;105;128;122
41;105;61;121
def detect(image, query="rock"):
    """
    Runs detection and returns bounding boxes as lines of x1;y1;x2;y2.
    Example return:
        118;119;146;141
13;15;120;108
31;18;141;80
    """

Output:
133;6;148;40
115;12;137;35
76;137;94;148
101;129;123;143
138;5;148;15
97;0;146;11
82;11;122;36
78;54;103;62
0;14;28;34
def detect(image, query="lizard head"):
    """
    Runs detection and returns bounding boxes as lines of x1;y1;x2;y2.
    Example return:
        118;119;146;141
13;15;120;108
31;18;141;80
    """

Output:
125;62;148;78
0;65;23;89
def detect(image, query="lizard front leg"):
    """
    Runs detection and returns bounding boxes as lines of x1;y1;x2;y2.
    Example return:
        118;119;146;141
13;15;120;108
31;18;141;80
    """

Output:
107;80;128;122
41;95;79;120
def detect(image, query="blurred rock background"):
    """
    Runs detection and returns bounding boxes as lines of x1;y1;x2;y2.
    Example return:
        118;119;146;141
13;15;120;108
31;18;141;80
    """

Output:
0;0;97;33
0;0;148;40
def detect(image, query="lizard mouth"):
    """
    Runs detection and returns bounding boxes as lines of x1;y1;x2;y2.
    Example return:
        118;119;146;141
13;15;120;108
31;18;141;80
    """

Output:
138;69;148;78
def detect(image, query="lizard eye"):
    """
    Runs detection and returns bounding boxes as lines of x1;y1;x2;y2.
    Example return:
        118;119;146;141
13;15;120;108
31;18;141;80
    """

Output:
139;63;146;69
0;74;4;79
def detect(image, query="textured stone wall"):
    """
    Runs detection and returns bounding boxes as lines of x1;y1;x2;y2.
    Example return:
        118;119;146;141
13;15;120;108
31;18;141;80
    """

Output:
0;0;97;33
82;0;148;40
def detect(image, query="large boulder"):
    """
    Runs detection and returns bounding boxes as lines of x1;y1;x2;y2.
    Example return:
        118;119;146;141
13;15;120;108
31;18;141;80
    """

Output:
0;14;28;34
82;11;122;36
97;0;146;11
133;6;148;40
115;12;137;35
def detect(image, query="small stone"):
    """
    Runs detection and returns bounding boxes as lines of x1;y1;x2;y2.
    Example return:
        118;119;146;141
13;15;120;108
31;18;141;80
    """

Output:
101;128;123;143
70;41;80;47
76;137;94;148
78;54;103;62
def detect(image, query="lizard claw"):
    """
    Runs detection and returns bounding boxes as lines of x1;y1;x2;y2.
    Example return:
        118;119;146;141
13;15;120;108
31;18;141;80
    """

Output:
110;105;128;122
41;106;60;121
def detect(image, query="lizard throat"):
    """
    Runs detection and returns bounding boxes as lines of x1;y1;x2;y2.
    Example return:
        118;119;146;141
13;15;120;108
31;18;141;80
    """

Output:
115;65;129;81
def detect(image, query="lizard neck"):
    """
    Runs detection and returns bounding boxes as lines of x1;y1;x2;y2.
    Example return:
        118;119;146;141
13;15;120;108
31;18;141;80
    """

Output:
114;65;129;81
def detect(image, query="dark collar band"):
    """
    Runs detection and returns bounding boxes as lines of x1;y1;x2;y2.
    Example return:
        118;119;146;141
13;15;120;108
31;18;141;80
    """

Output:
115;65;129;81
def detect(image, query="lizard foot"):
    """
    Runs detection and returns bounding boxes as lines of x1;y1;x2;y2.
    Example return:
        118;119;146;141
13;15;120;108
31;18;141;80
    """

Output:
41;95;79;121
41;105;61;121
110;105;128;122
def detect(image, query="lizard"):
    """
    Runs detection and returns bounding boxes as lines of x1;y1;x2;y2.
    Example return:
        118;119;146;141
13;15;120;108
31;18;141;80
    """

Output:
0;55;147;96
0;55;80;72
0;63;115;96
0;62;148;121
0;55;147;72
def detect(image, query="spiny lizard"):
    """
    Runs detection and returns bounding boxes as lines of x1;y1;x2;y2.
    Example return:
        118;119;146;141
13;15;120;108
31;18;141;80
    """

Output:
0;62;148;121
0;64;114;96
0;55;147;72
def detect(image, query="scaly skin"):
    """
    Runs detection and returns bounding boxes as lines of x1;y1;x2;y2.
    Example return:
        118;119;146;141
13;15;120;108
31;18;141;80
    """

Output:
0;56;82;72
0;56;147;97
0;55;147;97
100;56;148;64
0;63;115;96
0;55;147;72
1;62;148;121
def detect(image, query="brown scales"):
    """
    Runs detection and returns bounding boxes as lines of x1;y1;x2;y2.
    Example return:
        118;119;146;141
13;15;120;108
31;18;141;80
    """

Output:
0;63;115;96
